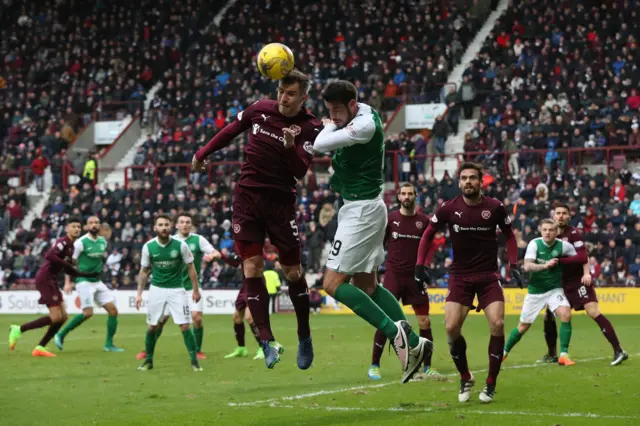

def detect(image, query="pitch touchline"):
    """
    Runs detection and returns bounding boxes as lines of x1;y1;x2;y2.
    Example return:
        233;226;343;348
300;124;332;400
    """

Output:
228;352;639;407
260;404;640;420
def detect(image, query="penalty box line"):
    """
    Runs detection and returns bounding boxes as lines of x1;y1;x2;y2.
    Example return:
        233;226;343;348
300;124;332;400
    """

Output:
228;352;638;408
259;404;640;421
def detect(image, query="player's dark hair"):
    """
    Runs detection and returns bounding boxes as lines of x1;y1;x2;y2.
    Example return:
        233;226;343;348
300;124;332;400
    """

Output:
554;203;570;213
67;216;82;225
155;214;172;225
322;80;358;106
457;162;484;180
280;68;311;94
398;182;416;196
176;212;196;226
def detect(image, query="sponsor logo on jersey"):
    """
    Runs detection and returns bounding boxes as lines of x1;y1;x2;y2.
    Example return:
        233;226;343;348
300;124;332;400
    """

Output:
252;123;260;135
261;114;269;122
454;211;463;218
392;231;399;240
416;221;423;229
481;210;491;219
453;224;460;233
393;221;400;226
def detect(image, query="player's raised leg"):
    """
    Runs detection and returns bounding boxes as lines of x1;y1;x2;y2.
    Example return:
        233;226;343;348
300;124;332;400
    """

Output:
445;301;475;402
12;304;69;357
583;302;628;366
538;307;558;363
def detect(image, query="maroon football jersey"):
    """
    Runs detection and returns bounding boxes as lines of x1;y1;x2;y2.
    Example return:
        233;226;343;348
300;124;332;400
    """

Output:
429;196;512;275
215;100;321;193
385;210;429;274
559;226;587;288
36;236;75;280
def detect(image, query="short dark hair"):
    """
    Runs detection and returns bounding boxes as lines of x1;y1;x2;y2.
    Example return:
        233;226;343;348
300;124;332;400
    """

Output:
322;80;358;106
155;214;172;225
67;216;82;225
398;182;416;195
457;162;484;180
280;68;311;94
554;203;570;213
176;213;195;224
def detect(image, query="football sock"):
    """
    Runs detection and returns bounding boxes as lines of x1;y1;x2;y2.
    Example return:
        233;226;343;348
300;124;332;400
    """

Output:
449;335;471;380
420;328;433;367
155;324;164;340
370;285;419;347
288;276;311;339
20;316;52;333
58;314;87;339
39;322;63;347
559;321;572;354
193;326;204;352
248;322;261;346
504;327;523;353
234;323;246;347
543;308;557;357
487;334;505;385
371;329;386;365
245;277;274;341
182;329;198;362
145;329;158;361
333;283;398;340
594;314;621;352
105;315;118;347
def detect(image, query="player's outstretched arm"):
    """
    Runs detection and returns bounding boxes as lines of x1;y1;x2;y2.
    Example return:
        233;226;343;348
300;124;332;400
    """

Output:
282;127;315;179
524;259;553;273
557;241;587;265
313;116;375;153
45;249;94;278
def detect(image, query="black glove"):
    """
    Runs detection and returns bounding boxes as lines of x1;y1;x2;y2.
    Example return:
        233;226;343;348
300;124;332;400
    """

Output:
510;266;524;288
414;264;432;290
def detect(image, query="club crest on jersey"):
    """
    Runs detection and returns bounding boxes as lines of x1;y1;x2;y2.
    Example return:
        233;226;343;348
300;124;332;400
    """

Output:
189;244;196;251
233;223;241;234
288;125;302;136
303;141;314;154
170;250;179;258
481;210;491;220
416;221;423;229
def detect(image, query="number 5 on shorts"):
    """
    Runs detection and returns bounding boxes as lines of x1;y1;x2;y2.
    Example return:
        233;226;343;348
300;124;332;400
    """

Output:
290;219;299;237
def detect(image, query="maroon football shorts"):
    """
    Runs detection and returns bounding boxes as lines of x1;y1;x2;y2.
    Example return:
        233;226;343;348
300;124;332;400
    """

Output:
235;282;248;312
384;270;430;313
564;282;598;311
35;274;63;307
232;186;301;266
446;272;504;310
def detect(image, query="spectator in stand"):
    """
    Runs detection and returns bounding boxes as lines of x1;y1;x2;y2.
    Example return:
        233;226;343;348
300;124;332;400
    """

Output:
31;150;48;192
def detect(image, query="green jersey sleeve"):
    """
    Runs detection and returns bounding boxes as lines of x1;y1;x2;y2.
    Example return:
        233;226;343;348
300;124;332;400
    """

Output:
198;235;215;254
313;112;376;153
72;238;83;260
180;240;194;264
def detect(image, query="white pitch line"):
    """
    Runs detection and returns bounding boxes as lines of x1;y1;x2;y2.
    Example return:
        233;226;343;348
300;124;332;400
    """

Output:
261;404;640;421
228;352;638;407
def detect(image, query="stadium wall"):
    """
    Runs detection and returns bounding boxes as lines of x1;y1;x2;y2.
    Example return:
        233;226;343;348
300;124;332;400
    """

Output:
1;289;639;315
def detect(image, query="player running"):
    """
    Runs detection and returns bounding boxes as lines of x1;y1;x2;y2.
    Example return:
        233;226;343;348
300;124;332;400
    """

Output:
415;162;523;403
368;183;439;381
9;217;99;357
54;216;123;352
135;215;202;372
538;205;628;366
314;80;431;384
502;219;578;366
192;69;319;370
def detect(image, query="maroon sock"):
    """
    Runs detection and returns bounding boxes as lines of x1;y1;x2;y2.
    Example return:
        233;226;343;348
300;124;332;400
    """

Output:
543;307;557;357
288;277;311;339
39;322;63;347
594;314;622;352
20;316;52;333
449;335;471;381
486;334;505;385
420;328;433;367
249;322;261;346
245;277;273;341
371;329;386;365
234;323;245;347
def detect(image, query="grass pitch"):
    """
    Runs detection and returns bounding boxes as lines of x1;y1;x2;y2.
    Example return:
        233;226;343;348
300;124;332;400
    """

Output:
1;314;638;425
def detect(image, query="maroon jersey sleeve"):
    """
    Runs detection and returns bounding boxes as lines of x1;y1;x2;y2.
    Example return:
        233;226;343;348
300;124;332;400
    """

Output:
492;201;518;265
560;228;588;282
286;120;319;180
43;237;83;277
195;102;256;161
416;202;450;266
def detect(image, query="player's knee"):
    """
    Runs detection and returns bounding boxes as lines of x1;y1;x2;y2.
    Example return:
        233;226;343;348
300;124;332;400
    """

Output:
148;324;158;332
192;313;203;327
283;265;302;282
417;315;430;330
179;323;190;332
517;322;530;334
83;308;94;319
445;321;462;338
557;308;571;322
585;304;600;319
490;317;504;334
243;257;264;278
322;278;340;296
233;310;243;324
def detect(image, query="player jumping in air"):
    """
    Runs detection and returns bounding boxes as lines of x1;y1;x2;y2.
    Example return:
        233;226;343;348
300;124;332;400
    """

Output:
54;216;123;352
192;69;319;370
538;205;628;366
368;183;439;381
135;215;202;372
415;162;523;403
503;219;577;366
314;80;431;384
9;217;100;357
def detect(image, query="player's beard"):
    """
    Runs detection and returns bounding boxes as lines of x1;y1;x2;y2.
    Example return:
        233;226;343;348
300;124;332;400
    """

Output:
401;199;415;210
336;109;355;129
89;228;99;237
463;186;481;201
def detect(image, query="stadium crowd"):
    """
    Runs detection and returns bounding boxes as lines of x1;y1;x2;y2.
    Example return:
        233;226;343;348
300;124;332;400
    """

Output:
1;0;639;291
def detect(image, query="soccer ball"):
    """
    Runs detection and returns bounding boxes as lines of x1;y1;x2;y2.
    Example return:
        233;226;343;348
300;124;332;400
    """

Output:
256;43;295;80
